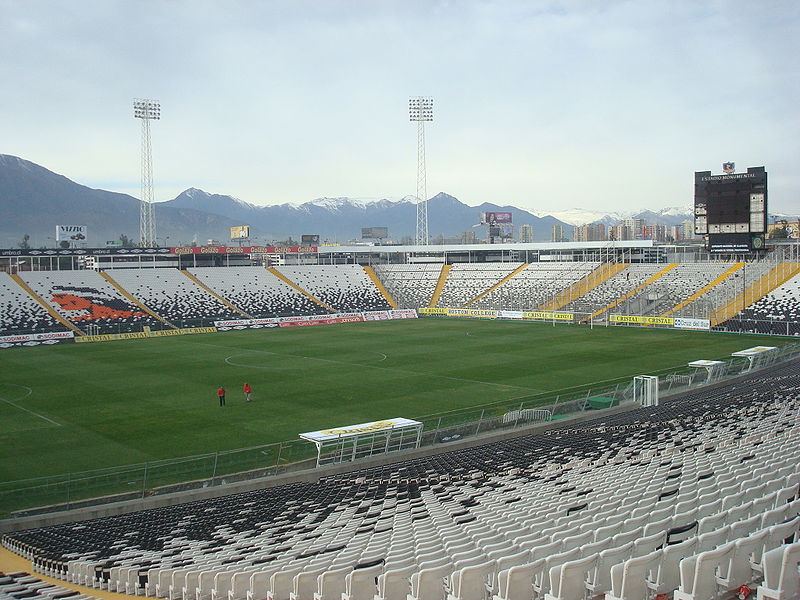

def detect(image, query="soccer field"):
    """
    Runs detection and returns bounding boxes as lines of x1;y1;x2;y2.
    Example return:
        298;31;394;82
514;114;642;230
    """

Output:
0;318;789;485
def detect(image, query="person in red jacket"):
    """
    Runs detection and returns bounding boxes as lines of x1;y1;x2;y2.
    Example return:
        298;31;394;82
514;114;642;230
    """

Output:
243;382;252;402
217;386;226;407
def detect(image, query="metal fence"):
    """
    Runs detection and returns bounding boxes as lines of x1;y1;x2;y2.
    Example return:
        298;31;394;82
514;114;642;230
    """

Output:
3;340;799;519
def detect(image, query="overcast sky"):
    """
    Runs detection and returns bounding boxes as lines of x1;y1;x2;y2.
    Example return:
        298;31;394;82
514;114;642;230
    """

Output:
2;0;798;214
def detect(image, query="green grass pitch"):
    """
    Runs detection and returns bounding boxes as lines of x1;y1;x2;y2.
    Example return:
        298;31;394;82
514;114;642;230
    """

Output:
0;318;790;484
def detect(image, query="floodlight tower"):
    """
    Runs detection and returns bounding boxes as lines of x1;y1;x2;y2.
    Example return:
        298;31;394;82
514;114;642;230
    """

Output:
409;97;433;245
133;98;160;247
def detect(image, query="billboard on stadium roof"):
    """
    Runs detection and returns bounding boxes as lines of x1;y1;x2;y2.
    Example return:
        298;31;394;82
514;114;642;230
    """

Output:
230;226;250;239
362;227;388;239
56;225;87;242
481;212;512;225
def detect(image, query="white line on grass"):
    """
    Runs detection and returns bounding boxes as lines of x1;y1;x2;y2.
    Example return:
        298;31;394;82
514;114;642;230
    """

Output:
196;341;538;392
0;384;61;427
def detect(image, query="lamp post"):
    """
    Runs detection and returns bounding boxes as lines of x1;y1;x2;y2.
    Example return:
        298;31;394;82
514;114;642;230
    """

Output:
409;97;433;246
134;99;160;247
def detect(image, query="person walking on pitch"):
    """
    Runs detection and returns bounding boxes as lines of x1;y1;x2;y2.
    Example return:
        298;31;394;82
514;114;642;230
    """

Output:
243;382;252;402
217;386;226;406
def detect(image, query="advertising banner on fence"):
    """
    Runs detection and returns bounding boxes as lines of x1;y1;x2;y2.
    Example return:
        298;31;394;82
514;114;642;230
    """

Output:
214;318;280;331
217;310;415;330
445;308;499;319
673;317;711;330
280;313;365;327
497;310;524;320
419;307;448;315
75;326;217;343
0;331;74;349
362;311;391;321
610;315;675;325
171;245;318;255
360;309;417;321
522;311;574;321
419;308;573;321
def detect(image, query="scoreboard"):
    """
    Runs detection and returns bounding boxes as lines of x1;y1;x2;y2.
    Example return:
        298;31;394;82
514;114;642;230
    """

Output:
694;166;767;253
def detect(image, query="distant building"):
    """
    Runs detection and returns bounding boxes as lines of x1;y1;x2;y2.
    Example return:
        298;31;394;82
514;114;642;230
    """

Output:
609;224;632;241
551;224;567;242
679;221;695;241
460;230;479;244
622;218;646;239
642;224;669;242
573;223;606;242
519;224;534;243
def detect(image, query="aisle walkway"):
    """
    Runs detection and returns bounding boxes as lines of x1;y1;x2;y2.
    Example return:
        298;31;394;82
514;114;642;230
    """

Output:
0;547;134;600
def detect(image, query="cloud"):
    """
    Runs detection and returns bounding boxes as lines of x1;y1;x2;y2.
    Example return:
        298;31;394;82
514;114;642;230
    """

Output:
1;0;798;212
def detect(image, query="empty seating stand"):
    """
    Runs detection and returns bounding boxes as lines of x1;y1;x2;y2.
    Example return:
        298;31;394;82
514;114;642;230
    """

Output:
372;264;443;309
105;269;241;326
274;265;392;313
469;262;599;311
0;272;68;335
16;270;162;334
436;263;523;308
723;272;800;336
188;267;329;318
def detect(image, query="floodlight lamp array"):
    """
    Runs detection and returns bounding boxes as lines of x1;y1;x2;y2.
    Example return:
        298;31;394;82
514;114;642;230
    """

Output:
409;97;433;122
133;99;161;120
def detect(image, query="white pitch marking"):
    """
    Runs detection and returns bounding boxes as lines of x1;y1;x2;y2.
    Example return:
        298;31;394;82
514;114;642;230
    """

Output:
0;384;61;426
207;342;535;392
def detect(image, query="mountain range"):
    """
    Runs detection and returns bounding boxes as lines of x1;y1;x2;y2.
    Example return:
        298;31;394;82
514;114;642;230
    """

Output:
0;153;707;248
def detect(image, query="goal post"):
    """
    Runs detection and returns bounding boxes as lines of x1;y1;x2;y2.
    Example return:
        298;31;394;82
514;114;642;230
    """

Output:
633;375;659;407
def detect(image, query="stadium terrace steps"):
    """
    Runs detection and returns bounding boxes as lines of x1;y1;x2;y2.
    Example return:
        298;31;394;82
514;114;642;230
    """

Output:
710;262;800;327
16;270;163;334
6;273;82;335
371;264;441;309
538;262;628;312
362;266;398;309
429;265;452;308
187;266;329;318
273;265;391;312
468;262;600;312
463;263;530;308
582;263;679;322
661;263;745;318
99;271;178;328
177;270;254;319
267;268;336;312
437;263;524;308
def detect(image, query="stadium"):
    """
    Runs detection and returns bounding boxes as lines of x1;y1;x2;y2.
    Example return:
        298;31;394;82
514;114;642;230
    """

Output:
2;232;800;600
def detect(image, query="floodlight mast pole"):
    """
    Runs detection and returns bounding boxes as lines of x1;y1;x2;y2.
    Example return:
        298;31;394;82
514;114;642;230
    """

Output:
133;99;160;247
409;97;433;245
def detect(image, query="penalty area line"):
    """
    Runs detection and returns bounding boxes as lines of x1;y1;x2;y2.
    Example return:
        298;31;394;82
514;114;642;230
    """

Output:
0;385;61;427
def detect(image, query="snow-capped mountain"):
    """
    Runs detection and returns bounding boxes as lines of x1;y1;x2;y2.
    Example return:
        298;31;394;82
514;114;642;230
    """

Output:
8;153;789;248
535;206;694;227
533;208;630;226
